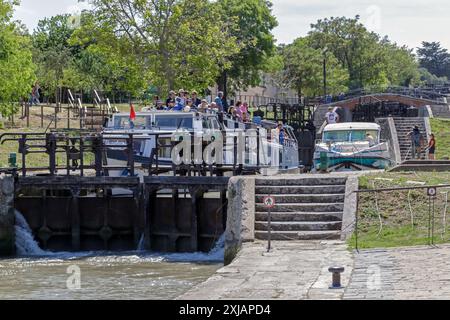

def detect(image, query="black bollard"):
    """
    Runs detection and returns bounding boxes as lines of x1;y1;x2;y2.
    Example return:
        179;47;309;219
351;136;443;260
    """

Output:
328;266;345;289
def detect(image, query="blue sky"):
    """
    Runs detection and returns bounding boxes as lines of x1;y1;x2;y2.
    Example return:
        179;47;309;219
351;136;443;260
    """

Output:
13;0;450;50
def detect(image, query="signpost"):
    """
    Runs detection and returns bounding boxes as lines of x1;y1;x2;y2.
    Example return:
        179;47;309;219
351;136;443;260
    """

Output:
427;187;437;245
263;195;276;252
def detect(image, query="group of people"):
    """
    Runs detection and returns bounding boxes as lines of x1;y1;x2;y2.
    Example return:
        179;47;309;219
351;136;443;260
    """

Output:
147;89;251;123
407;126;436;160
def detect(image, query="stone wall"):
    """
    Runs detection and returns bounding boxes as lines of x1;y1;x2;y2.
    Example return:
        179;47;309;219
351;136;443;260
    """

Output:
375;117;401;165
224;176;255;265
0;176;15;256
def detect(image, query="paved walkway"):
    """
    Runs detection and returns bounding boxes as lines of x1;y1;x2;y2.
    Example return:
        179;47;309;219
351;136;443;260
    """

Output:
179;241;353;300
344;245;450;300
180;242;450;300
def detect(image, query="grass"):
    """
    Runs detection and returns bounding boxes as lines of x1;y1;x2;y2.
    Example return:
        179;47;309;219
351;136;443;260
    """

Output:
429;118;450;160
349;172;450;249
0;105;96;169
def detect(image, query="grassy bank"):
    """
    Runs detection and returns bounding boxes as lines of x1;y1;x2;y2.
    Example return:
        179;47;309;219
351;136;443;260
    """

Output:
349;172;450;249
0;106;95;168
429;118;450;159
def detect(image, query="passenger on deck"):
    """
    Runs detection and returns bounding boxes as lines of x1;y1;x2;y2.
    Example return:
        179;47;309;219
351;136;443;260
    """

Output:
198;99;209;113
155;100;164;110
172;97;184;111
210;102;219;113
214;92;224;112
325;107;339;124
191;91;202;108
166;91;176;108
366;133;375;146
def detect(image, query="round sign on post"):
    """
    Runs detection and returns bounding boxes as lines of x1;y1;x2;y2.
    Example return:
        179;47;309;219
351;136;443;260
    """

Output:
427;187;437;197
263;196;276;208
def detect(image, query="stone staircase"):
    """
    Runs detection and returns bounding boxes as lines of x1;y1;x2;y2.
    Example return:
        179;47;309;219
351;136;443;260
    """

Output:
393;117;427;161
254;177;347;241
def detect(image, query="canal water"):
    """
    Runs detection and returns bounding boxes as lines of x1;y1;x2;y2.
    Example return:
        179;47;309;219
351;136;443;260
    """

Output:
0;212;222;300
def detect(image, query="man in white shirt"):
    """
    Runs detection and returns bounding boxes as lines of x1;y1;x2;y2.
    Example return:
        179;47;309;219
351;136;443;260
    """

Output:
325;107;339;124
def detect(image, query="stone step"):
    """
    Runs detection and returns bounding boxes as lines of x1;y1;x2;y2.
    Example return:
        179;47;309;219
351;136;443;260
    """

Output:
255;194;345;204
255;185;346;195
255;203;344;213
255;221;342;232
255;230;341;241
255;212;343;222
255;177;347;186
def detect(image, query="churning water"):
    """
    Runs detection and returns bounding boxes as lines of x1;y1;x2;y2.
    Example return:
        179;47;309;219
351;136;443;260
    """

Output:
0;212;223;300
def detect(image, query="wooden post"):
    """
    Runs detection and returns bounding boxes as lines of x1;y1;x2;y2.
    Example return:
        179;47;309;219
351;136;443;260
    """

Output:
67;106;70;129
189;187;204;252
70;188;81;251
80;138;84;177
41;104;44;128
48;134;57;176
26;103;30;128
144;186;157;251
0;176;15;256
20;134;27;177
220;189;228;232
54;106;58;129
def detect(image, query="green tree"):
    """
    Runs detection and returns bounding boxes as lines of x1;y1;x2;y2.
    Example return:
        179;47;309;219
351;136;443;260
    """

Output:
0;0;35;116
80;0;239;94
417;41;450;78
32;14;75;102
217;0;278;95
382;40;420;87
308;16;387;89
281;38;348;98
307;16;420;90
418;68;448;85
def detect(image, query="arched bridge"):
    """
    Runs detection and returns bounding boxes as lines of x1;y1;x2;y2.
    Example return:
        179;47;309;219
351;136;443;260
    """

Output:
322;93;447;111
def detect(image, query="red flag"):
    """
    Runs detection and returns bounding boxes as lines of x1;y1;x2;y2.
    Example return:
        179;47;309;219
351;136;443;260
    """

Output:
130;103;136;121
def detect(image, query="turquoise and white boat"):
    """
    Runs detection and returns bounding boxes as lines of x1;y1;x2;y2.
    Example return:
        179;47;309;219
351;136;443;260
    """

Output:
313;123;391;171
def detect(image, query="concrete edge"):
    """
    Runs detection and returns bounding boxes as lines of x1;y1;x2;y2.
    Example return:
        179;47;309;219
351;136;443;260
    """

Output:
0;176;15;257
387;117;402;165
426;105;434;118
341;175;359;241
224;176;256;265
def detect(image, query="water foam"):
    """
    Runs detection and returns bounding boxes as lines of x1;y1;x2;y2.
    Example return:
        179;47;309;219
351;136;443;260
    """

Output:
14;211;48;256
14;209;224;262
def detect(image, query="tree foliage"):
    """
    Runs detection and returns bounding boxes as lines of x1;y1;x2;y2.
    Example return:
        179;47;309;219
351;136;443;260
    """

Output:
79;0;240;94
32;14;75;98
417;41;450;79
307;16;421;90
217;0;278;92
280;37;348;98
0;0;35;116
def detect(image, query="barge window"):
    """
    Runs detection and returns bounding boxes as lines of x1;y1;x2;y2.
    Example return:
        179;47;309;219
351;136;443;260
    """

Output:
154;116;193;129
323;130;379;142
114;115;150;129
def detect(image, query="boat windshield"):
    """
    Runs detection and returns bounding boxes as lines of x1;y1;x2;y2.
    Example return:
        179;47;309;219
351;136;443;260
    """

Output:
323;130;379;143
113;115;151;129
154;115;194;129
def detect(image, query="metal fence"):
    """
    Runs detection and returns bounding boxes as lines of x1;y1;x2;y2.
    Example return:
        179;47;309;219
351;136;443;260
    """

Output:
353;184;450;251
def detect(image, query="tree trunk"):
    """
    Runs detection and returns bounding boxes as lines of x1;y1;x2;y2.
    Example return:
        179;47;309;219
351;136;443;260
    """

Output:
217;71;228;98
